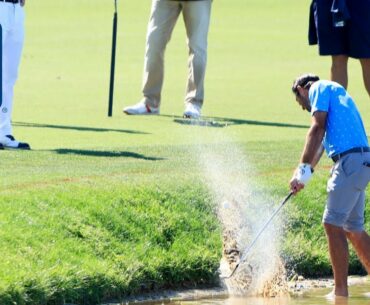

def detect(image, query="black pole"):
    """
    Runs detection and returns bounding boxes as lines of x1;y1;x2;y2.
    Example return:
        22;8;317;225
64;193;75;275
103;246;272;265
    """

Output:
0;24;2;107
108;0;118;117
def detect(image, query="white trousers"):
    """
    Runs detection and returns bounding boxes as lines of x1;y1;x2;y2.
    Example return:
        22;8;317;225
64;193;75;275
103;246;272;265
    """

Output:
0;2;24;138
142;0;212;108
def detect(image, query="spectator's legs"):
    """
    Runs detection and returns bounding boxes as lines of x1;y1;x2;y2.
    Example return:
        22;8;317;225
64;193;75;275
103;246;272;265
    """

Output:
182;0;211;107
0;4;24;139
324;223;349;297
142;0;181;108
359;58;370;98
331;55;349;89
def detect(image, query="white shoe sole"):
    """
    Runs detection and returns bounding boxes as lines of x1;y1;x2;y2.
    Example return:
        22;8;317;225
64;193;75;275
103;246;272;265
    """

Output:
123;110;159;115
183;113;200;119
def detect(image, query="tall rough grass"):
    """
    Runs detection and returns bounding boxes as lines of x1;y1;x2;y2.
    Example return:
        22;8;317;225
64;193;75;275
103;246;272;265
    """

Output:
0;183;222;305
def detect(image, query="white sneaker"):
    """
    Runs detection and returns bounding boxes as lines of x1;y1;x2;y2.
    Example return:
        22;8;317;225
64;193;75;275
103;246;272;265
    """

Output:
1;135;31;150
123;102;159;115
183;103;201;119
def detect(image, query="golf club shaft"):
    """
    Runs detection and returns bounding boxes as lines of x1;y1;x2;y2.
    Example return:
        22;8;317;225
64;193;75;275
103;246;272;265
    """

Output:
226;191;293;278
108;1;118;117
239;191;293;263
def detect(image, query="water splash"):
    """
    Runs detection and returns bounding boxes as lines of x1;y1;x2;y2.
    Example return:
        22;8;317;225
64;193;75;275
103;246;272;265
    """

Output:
195;140;288;296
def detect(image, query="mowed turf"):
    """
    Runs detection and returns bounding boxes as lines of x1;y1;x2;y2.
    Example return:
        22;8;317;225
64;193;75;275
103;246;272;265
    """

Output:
1;0;370;304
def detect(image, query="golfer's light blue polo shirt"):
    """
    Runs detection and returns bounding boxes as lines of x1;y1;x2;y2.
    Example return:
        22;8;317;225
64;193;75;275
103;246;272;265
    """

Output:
309;80;368;157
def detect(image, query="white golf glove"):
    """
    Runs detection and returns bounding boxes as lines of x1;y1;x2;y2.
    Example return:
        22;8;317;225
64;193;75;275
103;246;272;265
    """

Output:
294;163;314;185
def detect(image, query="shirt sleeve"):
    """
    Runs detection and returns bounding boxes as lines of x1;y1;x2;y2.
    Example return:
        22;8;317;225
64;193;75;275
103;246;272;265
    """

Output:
309;82;330;116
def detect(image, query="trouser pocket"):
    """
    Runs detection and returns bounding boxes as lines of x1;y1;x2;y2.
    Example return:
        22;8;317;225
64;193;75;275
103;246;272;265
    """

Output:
354;163;370;191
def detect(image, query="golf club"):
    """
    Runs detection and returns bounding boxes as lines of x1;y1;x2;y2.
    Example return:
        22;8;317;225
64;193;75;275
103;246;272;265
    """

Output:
108;0;118;117
221;191;294;279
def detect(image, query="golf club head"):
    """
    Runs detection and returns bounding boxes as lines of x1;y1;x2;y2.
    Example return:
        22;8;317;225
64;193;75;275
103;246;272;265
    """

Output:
219;262;240;279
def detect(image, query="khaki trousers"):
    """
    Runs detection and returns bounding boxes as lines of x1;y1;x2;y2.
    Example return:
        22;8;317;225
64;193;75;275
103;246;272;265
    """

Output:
142;0;212;109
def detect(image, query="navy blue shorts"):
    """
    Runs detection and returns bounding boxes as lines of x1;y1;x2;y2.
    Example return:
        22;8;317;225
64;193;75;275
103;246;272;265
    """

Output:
310;0;370;58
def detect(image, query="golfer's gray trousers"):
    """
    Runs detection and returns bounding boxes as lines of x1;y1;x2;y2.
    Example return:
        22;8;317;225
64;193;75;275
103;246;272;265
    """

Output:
142;0;212;108
324;152;370;231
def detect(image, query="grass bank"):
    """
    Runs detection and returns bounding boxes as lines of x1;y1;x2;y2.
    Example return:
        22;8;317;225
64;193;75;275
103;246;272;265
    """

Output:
1;142;369;304
0;182;221;305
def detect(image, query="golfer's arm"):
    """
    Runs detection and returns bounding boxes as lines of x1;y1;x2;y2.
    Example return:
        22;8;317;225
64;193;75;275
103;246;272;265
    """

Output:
300;111;327;167
311;144;324;168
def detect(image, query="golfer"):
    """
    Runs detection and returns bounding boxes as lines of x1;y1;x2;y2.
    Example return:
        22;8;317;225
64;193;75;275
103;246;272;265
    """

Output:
289;74;370;298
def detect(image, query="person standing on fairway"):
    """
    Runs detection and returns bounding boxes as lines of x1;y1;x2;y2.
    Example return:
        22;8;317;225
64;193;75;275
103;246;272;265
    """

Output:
123;0;212;119
308;0;370;98
0;0;30;149
289;74;370;298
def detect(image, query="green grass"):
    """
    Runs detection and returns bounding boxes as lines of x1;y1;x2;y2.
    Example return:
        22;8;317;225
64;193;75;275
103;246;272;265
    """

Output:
1;0;370;304
0;183;222;304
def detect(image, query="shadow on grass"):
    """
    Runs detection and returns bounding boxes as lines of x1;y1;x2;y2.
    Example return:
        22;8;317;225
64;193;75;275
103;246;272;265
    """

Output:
173;118;227;128
13;121;149;134
54;148;164;160
162;115;309;129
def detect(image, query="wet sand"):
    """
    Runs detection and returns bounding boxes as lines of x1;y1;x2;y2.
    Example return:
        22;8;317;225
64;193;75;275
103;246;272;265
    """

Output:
100;276;368;305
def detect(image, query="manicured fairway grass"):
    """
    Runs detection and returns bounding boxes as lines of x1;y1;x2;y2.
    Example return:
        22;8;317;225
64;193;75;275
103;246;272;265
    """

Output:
1;0;370;304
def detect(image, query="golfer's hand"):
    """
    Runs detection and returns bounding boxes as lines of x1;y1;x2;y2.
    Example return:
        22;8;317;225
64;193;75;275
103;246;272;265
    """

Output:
289;178;304;194
20;0;25;6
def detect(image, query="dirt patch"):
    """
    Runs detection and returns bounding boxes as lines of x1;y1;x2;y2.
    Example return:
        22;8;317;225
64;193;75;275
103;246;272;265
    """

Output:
288;276;334;294
100;287;228;305
100;277;368;305
287;275;368;295
99;276;368;305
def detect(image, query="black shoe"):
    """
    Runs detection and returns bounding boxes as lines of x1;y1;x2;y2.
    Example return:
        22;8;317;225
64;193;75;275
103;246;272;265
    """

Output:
3;135;31;150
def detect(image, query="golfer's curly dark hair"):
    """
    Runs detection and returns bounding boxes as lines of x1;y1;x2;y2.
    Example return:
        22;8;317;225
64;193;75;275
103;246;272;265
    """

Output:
292;74;320;95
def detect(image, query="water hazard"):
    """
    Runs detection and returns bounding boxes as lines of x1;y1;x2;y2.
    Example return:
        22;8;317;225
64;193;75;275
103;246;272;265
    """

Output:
142;283;370;305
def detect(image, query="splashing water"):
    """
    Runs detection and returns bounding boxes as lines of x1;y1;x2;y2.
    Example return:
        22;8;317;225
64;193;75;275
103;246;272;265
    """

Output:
196;141;288;297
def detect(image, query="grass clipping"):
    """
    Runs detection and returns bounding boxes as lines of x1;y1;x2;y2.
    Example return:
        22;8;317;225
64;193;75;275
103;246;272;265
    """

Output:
198;144;289;297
